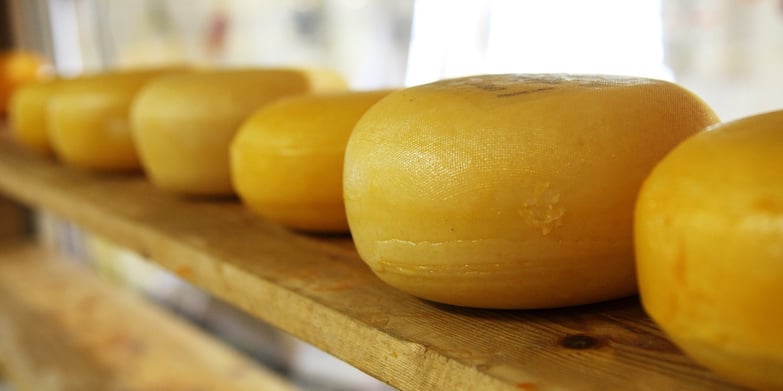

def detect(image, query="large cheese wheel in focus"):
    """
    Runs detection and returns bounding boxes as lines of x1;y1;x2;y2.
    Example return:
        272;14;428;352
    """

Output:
9;79;59;155
231;90;392;233
635;109;783;390
48;68;181;171
131;69;347;196
344;74;719;309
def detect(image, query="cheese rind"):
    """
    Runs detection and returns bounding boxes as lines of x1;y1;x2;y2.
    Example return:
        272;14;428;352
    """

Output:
0;50;45;114
48;69;180;171
344;74;719;309
131;69;347;195
635;109;783;390
9;79;59;155
231;90;391;232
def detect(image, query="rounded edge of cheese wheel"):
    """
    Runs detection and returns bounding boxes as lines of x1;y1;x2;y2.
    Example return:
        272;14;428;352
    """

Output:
131;68;348;196
231;90;392;232
47;68;180;171
9;79;59;155
343;73;719;309
635;109;783;390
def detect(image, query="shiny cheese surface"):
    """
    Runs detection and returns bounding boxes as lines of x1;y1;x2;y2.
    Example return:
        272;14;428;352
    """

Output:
9;79;59;155
635;109;783;390
131;69;347;195
344;74;719;309
231;90;391;232
48;69;180;171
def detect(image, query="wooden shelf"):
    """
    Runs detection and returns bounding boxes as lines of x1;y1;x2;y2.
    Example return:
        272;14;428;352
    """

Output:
0;140;743;391
0;240;294;391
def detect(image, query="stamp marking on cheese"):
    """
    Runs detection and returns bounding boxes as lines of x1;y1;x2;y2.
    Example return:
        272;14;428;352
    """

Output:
496;87;557;98
442;74;647;99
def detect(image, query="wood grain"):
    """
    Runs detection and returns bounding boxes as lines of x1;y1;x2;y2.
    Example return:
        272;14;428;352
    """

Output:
0;240;296;391
0;140;745;391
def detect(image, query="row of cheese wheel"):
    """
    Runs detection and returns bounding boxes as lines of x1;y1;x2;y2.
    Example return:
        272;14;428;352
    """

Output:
7;68;782;390
10;67;383;233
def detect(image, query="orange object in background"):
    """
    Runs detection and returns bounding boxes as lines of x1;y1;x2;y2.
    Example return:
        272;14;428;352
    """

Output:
0;50;46;115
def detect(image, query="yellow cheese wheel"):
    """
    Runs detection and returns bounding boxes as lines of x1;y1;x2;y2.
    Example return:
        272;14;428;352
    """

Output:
48;68;182;171
8;78;59;155
1;50;46;114
635;109;783;390
344;74;719;309
231;90;392;233
131;69;347;196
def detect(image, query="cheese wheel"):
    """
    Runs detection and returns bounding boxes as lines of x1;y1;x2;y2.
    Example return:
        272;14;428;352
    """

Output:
9;79;59;155
635;109;783;390
1;50;46;114
131;69;347;196
344;74;719;309
231;90;392;233
48;68;182;171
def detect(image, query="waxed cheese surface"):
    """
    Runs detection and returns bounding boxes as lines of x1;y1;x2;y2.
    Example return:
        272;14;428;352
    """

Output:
9;79;59;155
635;109;783;391
344;73;719;309
48;69;181;171
232;90;392;232
132;69;347;195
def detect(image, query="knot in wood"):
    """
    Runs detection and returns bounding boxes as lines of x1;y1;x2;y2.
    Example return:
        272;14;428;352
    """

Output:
560;334;603;350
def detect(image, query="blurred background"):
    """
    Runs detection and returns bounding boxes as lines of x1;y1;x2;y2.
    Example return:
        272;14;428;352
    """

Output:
2;0;783;390
6;0;783;120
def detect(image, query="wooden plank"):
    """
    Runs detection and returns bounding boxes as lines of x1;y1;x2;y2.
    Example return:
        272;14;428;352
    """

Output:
0;240;296;391
0;195;30;238
0;140;744;391
0;128;32;239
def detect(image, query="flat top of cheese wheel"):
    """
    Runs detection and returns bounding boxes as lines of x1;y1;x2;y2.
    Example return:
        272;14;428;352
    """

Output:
143;68;345;89
50;68;182;102
429;73;660;97
133;68;346;119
